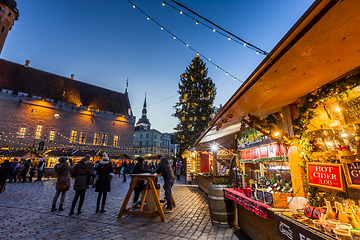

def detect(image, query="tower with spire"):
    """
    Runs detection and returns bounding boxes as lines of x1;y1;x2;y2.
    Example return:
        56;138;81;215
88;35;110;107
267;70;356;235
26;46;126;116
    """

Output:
135;93;151;130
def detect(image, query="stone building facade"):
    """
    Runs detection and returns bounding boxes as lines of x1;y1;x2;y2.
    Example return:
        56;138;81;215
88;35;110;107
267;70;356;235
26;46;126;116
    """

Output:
0;59;135;156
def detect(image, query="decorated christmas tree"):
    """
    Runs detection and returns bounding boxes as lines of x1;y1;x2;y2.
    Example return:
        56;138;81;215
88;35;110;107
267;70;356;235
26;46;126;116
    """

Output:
173;56;216;158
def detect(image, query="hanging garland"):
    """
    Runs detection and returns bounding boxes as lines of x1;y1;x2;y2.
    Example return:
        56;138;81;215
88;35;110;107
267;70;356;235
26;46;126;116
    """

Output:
293;71;360;137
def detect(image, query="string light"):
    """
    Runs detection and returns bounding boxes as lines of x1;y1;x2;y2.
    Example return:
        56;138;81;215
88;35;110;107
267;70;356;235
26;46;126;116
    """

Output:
162;0;268;55
127;0;240;82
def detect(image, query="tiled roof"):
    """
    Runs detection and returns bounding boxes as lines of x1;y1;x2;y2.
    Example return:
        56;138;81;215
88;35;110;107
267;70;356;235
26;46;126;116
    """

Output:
0;59;130;115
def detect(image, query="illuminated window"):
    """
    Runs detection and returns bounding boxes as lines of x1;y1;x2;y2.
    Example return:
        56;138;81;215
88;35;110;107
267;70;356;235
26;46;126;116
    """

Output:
49;130;56;141
79;131;86;144
35;125;42;139
18;127;27;138
114;135;119;147
94;133;100;145
101;134;107;146
70;130;78;143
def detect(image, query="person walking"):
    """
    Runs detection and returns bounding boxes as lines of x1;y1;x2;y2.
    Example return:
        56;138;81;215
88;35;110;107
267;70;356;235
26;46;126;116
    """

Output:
69;154;94;216
21;159;30;183
95;153;113;213
121;160;128;182
175;161;182;180
0;160;12;193
27;163;36;182
9;159;19;183
51;157;74;212
35;158;45;181
157;157;175;213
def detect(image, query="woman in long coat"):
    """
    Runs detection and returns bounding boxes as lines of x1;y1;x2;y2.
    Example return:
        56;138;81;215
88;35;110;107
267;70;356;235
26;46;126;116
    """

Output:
51;157;74;212
95;153;113;213
69;154;94;215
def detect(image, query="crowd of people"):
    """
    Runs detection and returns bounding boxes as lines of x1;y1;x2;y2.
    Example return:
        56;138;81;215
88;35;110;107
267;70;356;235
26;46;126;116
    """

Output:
0;154;184;215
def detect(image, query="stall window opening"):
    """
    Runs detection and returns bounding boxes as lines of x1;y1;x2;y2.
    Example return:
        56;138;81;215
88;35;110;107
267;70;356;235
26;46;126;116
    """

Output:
18;126;27;138
70;130;78;143
49;130;56;141
34;125;42;139
79;131;86;144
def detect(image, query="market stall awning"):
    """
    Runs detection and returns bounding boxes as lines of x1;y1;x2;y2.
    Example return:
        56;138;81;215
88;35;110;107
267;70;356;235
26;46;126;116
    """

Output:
194;0;360;146
0;149;29;156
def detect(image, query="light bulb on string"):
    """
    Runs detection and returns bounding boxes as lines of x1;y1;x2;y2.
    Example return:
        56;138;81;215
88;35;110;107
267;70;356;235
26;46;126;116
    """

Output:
161;26;163;30
162;1;165;6
213;29;216;32
180;11;183;14
174;36;176;39
133;5;136;8
228;37;231;40
243;43;246;46
147;16;150;20
196;21;199;25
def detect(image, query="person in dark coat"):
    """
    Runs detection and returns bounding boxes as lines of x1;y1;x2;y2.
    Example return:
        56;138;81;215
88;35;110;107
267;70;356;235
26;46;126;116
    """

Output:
0;160;12;193
69;154;94;215
157;157;175;213
95;153;113;213
21;159;31;183
51;157;74;212
132;157;149;204
9;159;19;183
121;161;129;182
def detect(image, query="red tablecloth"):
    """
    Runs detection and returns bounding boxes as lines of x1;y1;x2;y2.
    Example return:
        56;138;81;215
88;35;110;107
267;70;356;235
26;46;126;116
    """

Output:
224;188;271;219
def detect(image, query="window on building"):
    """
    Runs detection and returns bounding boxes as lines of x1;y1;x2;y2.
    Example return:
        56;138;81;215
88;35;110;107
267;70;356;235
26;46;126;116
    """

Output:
35;125;42;139
101;134;107;146
79;131;86;144
70;130;78;143
94;133;100;145
18;127;27;138
114;135;119;147
146;133;149;138
140;134;143;139
140;141;142;146
49;130;56;141
154;134;157;139
146;141;149;146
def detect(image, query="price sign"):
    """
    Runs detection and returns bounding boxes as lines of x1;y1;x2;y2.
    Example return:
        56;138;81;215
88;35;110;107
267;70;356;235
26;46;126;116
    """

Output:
256;189;264;202
307;162;345;192
343;162;360;189
264;192;273;205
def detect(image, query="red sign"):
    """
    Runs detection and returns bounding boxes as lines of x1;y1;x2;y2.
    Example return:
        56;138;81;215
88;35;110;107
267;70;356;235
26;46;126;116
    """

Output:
307;162;345;192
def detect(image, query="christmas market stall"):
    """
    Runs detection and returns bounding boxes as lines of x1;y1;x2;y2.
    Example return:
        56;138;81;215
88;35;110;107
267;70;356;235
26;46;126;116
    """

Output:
186;0;360;239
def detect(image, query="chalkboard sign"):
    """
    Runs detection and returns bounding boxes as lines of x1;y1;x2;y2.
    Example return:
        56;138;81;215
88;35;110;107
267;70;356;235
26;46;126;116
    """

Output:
256;189;264;202
341;96;360;124
343;162;360;189
264;191;273;205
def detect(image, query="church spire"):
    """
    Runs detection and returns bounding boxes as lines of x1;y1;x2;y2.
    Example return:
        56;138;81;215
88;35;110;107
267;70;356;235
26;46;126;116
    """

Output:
135;92;151;130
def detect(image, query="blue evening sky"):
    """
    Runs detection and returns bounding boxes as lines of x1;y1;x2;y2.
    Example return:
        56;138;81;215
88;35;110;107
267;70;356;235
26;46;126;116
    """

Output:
1;0;314;133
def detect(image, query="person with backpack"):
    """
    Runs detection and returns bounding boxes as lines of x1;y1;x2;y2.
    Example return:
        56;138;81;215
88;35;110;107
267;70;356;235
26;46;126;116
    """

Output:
69;154;94;216
95;153;113;213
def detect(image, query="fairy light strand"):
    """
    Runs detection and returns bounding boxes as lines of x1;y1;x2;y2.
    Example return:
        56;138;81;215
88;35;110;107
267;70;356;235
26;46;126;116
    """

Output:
128;0;240;82
164;0;268;55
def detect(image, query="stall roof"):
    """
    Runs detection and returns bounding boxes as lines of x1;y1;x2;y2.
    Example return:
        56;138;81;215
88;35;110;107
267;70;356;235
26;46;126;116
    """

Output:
0;149;29;156
45;148;78;156
108;153;130;159
194;0;360;147
72;149;98;157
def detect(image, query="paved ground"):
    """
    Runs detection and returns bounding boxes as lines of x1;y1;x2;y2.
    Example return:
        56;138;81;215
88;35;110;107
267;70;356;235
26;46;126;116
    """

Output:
0;175;251;240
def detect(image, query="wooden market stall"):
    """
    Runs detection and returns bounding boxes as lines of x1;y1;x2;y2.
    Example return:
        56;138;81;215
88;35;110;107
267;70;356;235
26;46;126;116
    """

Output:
187;0;360;239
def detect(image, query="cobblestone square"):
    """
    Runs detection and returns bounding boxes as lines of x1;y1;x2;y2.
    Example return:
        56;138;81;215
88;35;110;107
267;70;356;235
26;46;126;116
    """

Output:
0;175;248;239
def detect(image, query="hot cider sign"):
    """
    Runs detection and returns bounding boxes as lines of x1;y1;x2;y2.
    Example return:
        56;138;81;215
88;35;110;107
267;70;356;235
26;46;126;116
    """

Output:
307;162;345;192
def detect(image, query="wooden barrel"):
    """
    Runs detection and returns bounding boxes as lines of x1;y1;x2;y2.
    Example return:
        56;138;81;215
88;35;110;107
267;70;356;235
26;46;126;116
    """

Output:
208;184;236;227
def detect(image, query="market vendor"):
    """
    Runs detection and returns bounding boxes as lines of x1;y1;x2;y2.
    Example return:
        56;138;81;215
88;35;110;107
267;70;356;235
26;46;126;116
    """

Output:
220;162;229;175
